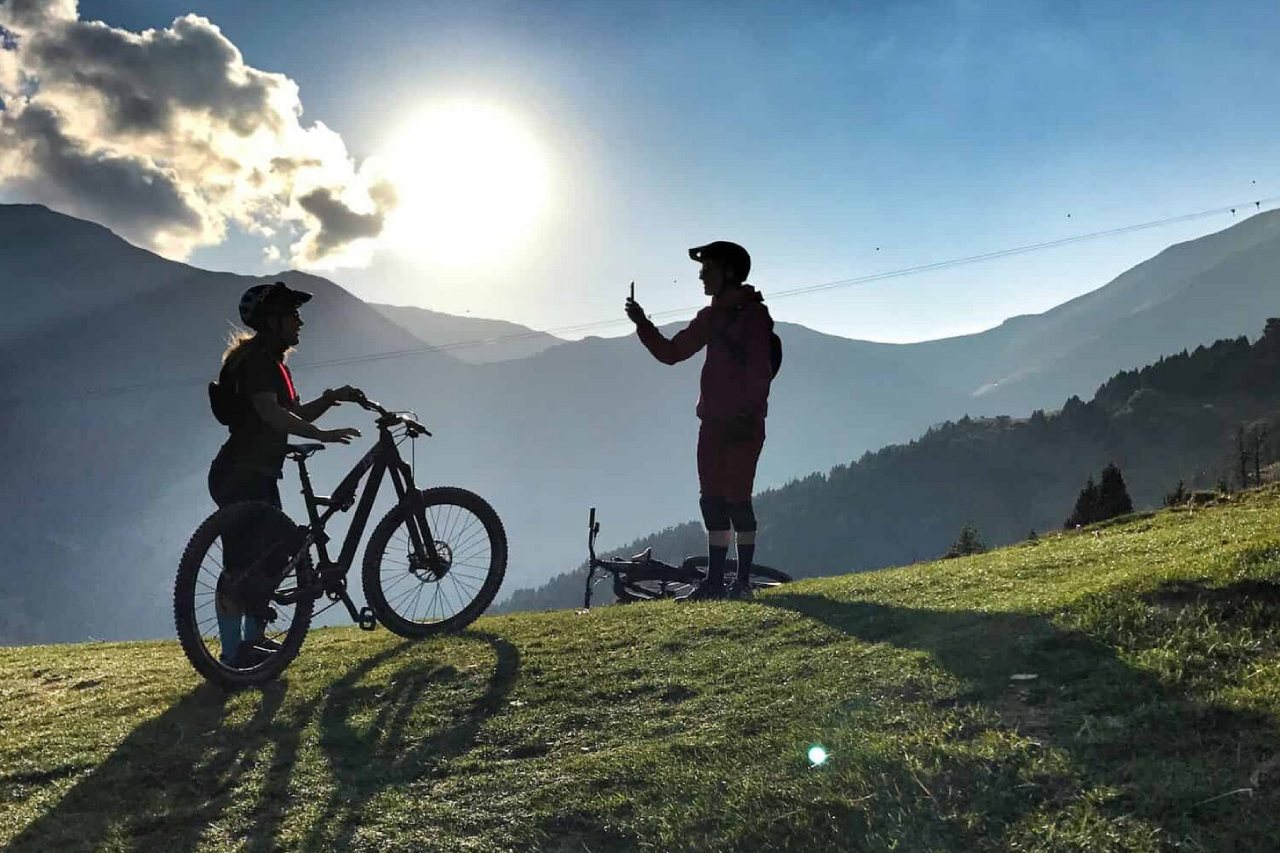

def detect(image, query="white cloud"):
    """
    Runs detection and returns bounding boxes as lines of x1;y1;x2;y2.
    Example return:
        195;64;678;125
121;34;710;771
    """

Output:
0;0;394;267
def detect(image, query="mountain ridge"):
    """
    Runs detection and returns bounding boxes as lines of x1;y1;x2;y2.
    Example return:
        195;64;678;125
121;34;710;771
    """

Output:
370;302;564;364
5;202;1280;643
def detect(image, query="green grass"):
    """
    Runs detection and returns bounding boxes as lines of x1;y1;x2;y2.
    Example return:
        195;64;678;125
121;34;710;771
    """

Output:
4;489;1280;851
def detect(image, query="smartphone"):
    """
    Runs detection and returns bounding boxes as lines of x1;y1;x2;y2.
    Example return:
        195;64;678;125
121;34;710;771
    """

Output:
629;281;635;301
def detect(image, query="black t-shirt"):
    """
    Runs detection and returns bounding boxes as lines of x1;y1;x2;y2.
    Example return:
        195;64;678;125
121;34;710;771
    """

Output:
218;338;300;477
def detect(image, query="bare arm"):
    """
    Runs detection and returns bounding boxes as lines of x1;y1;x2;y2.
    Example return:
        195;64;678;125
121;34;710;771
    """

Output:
296;384;366;423
252;393;360;443
296;391;337;423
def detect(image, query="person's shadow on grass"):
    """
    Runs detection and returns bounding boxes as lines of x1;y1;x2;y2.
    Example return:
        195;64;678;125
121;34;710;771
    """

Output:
5;631;519;852
758;584;1280;849
5;678;283;851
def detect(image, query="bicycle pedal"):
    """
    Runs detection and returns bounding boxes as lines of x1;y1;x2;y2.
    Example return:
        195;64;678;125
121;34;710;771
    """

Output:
358;607;378;631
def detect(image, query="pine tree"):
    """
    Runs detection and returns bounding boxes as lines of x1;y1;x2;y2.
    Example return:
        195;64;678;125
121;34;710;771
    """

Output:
1237;425;1250;489
945;523;986;558
1097;462;1134;519
1065;476;1102;529
1163;479;1188;507
1253;425;1267;486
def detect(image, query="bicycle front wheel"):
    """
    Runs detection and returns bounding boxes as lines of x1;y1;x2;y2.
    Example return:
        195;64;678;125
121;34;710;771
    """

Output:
173;501;314;688
362;486;507;638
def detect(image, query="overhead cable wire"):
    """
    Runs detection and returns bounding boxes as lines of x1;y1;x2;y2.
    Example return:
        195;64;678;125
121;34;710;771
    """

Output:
763;195;1280;301
304;193;1280;369
7;195;1278;406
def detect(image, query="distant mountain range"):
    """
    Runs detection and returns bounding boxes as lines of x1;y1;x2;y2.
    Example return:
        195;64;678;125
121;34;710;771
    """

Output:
2;202;1278;643
369;302;562;364
886;209;1280;411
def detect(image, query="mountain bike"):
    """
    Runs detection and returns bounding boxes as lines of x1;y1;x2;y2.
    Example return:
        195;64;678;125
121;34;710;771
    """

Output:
174;395;507;687
582;507;791;609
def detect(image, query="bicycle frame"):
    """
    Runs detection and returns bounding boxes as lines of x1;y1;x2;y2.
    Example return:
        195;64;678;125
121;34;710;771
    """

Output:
583;506;692;609
275;403;441;628
581;509;788;608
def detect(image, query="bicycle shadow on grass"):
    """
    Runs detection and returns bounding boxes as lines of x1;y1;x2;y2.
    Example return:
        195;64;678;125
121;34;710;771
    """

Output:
5;678;287;852
756;587;1280;849
294;630;520;852
6;632;518;852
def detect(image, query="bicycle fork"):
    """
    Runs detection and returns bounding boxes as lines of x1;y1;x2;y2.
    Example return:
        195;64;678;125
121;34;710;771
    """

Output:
389;458;448;581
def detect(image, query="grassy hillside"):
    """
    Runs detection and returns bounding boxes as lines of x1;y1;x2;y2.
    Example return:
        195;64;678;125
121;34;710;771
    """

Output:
5;489;1280;851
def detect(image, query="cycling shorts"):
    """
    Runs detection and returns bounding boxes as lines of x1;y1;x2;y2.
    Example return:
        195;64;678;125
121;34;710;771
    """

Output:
696;418;765;502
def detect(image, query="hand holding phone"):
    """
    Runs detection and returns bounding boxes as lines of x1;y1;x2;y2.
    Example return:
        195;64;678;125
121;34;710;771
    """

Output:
625;280;645;325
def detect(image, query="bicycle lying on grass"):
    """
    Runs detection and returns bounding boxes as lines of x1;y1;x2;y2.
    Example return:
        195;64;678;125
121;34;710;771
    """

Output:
582;507;791;609
174;395;507;688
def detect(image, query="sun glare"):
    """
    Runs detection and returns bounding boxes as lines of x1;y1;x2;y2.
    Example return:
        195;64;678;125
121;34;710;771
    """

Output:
380;101;553;269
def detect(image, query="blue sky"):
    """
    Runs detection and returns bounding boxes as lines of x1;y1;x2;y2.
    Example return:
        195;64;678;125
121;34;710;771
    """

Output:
34;1;1280;340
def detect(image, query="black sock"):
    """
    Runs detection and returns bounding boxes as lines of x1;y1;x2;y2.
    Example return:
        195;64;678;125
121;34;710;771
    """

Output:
736;543;755;584
706;544;728;584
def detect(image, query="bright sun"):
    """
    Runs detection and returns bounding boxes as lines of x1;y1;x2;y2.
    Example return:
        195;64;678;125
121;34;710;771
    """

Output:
380;101;553;268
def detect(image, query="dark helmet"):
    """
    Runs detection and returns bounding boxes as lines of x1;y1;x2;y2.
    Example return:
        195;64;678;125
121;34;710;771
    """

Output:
238;281;312;330
688;241;751;282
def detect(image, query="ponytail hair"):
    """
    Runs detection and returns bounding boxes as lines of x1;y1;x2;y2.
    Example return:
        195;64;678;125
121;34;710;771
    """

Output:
221;325;256;366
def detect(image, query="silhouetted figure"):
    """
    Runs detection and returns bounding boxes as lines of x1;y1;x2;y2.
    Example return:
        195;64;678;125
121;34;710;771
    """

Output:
626;242;776;600
207;281;363;665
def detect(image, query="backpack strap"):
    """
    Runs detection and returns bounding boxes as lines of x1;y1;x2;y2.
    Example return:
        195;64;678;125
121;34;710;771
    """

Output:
277;362;298;403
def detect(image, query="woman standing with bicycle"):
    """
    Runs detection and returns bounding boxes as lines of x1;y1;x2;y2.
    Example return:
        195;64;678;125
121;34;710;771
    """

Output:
625;241;777;602
208;280;364;666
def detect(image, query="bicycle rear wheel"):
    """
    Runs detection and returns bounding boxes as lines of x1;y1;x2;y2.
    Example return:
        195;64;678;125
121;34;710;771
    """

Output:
173;501;314;688
362;486;507;638
617;557;790;602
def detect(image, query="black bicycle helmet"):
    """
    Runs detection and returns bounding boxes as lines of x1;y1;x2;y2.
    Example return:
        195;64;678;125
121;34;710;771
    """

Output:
688;241;751;282
238;281;312;330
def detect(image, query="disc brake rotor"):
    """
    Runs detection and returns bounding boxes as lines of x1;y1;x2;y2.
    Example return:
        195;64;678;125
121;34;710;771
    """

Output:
408;541;452;580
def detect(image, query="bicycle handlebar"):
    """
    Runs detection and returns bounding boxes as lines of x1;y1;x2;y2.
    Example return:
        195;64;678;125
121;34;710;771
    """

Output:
588;507;598;562
353;393;432;437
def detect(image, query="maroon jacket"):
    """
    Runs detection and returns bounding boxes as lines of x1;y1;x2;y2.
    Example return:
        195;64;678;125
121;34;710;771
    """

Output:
636;285;774;422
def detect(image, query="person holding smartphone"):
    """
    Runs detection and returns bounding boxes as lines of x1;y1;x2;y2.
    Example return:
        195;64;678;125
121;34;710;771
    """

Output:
625;241;775;600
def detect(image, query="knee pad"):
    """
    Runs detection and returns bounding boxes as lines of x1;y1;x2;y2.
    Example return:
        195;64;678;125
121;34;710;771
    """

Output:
699;496;731;531
727;501;757;532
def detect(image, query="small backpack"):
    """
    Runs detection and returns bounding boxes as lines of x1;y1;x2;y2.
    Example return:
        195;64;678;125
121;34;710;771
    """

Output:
208;378;246;426
719;313;783;379
208;352;250;427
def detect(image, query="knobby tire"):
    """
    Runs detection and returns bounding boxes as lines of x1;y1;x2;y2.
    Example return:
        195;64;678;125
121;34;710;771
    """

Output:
174;501;314;688
362;486;507;638
615;558;790;603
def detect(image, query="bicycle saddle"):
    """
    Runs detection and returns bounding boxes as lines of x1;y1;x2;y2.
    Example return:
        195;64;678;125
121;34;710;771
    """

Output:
629;547;652;562
286;443;325;460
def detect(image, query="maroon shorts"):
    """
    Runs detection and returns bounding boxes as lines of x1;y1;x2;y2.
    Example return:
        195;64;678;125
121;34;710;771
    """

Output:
697;418;765;501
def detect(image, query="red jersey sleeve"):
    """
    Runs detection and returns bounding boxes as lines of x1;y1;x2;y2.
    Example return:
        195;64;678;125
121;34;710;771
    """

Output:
635;307;713;365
